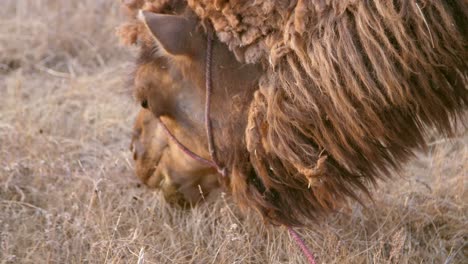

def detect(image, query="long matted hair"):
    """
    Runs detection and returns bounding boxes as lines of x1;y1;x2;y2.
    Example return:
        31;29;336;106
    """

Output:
120;0;467;225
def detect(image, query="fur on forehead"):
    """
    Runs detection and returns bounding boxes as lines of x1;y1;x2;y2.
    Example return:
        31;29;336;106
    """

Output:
131;44;198;104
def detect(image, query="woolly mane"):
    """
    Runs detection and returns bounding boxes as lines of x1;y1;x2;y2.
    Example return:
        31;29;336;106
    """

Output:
120;0;467;226
188;0;468;225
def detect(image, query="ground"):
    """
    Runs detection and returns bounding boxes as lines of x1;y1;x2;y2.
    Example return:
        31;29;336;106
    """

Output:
0;1;466;263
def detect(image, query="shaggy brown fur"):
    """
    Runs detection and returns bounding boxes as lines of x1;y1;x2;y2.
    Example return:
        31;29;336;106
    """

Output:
119;0;467;226
131;108;219;206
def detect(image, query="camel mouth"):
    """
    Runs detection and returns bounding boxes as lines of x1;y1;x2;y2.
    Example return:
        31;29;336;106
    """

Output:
131;137;170;188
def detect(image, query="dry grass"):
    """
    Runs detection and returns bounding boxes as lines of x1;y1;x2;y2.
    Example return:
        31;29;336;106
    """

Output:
0;1;466;263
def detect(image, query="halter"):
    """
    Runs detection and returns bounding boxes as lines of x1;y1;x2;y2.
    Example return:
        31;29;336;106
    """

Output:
157;27;315;264
158;29;226;177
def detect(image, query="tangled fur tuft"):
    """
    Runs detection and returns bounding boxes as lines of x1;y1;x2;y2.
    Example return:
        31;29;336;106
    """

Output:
188;0;468;225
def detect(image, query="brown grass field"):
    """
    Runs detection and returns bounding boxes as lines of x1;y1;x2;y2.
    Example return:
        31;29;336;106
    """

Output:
0;1;466;263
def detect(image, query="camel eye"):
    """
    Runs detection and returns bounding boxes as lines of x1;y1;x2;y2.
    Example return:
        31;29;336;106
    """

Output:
141;99;148;109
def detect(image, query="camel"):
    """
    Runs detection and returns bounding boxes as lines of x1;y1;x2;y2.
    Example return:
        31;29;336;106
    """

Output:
119;0;467;226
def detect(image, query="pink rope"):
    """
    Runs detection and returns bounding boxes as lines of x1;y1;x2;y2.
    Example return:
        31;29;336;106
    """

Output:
288;226;317;264
159;119;217;168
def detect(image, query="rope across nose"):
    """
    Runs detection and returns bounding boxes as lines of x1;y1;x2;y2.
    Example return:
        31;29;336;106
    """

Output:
158;120;217;168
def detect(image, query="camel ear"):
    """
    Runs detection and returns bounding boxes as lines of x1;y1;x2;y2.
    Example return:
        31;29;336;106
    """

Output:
138;10;200;56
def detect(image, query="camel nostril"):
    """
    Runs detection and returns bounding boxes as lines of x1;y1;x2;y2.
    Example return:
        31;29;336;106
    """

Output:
141;99;148;109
